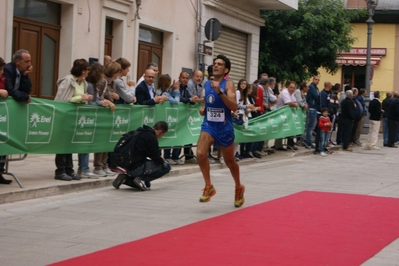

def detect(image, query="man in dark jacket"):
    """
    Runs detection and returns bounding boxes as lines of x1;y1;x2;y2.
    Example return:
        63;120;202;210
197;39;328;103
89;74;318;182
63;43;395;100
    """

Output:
112;121;171;190
365;91;382;150
3;49;32;102
386;93;399;148
381;92;393;146
305;76;320;148
135;69;166;105
339;90;356;151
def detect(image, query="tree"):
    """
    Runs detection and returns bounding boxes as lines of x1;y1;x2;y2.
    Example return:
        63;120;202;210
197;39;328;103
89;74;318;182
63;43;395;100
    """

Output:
259;0;365;83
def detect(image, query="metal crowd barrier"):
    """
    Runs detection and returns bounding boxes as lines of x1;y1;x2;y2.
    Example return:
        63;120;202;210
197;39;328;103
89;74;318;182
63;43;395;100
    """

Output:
1;154;27;188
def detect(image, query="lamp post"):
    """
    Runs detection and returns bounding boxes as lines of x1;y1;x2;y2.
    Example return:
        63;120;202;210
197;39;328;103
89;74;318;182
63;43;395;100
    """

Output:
363;0;378;134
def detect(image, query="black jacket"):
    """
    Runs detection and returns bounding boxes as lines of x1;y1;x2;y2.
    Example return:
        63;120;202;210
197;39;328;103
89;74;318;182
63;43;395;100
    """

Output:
340;97;356;120
3;62;31;102
135;81;156;105
129;125;163;169
381;97;392;118
368;99;382;121
386;98;399;120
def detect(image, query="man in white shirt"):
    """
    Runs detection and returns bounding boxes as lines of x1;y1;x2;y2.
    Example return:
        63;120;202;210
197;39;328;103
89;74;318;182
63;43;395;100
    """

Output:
275;81;298;150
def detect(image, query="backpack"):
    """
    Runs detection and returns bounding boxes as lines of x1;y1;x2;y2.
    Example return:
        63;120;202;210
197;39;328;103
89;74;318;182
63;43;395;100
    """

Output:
111;130;141;169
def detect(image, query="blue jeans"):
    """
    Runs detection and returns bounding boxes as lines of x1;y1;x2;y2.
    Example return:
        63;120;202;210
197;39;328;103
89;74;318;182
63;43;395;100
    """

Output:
251;141;264;154
319;131;329;153
126;161;171;185
383;117;388;145
306;109;317;146
78;153;90;172
163;148;181;160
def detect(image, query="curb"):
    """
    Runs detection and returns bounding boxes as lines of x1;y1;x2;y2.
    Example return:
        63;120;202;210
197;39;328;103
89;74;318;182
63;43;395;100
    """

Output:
0;146;342;204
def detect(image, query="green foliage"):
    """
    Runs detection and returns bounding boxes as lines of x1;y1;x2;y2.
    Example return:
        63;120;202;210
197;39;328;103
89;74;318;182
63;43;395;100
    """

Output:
259;0;365;83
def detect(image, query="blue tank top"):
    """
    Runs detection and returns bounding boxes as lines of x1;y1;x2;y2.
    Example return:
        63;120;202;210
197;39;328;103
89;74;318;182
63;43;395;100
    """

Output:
202;79;233;133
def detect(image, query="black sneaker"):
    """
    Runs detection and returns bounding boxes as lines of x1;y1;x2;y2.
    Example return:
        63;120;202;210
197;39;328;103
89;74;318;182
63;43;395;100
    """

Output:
144;180;151;190
54;173;72;181
133;177;147;191
68;173;82;180
112;174;126;189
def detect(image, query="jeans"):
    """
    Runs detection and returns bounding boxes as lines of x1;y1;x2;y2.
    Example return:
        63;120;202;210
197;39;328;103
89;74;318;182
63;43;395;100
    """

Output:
251;141;263;154
383;117;388;145
163;148;181;160
319;131;329;153
125;161;171;187
78;153;90;172
306;109;317;146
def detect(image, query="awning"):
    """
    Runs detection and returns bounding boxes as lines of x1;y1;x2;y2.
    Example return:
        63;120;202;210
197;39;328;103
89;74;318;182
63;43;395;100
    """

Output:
336;55;381;66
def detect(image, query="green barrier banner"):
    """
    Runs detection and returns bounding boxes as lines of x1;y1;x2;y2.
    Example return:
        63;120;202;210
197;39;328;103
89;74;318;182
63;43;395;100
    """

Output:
0;98;305;155
234;106;307;143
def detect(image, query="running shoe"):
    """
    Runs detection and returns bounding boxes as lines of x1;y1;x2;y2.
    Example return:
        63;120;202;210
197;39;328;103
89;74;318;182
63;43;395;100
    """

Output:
199;184;216;202
234;185;245;207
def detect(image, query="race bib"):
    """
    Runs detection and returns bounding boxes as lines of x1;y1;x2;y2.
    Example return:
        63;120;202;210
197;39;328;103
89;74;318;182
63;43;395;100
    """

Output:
207;107;225;122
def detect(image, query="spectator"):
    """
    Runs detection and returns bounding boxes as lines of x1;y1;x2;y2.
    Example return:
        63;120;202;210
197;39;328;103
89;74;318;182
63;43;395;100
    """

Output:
353;88;367;146
112;121;171;191
294;82;308;145
54;59;93;181
84;63;116;179
0;56;11;184
93;61;121;176
318;107;332;157
319;81;332;153
275;81;299;151
364;91;382;150
114;58;136;104
159;74;183;165
155;74;180;104
178;71;199;164
187;70;204;103
104;55;112;66
381;92;392;147
336;85;352;145
136;62;158;86
135;69;165;105
305;76;320;149
386;92;399;148
350;88;362;146
3;49;32;103
339;90;356;152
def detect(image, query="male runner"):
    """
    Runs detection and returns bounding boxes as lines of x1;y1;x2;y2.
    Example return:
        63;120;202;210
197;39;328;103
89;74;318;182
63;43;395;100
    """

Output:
196;54;245;207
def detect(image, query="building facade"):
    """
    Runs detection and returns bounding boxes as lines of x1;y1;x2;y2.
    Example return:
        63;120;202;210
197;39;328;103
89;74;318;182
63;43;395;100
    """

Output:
319;0;399;96
0;0;297;99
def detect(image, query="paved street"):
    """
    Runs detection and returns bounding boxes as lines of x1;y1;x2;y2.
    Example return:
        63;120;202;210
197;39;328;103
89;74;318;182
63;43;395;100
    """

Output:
1;138;399;265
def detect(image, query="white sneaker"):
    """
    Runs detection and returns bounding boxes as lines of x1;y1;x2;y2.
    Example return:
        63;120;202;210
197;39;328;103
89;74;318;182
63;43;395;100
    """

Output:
80;171;100;179
370;146;380;150
166;158;177;165
103;168;116;176
320;152;327;157
93;169;107;176
363;144;370;150
174;159;184;165
219;157;225;164
208;156;216;164
185;158;198;164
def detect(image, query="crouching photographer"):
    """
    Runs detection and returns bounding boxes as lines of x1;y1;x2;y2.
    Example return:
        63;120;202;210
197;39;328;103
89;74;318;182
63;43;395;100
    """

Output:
112;121;171;191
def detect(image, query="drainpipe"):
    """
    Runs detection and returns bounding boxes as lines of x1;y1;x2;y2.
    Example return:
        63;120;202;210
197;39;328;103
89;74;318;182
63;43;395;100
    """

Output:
196;0;202;71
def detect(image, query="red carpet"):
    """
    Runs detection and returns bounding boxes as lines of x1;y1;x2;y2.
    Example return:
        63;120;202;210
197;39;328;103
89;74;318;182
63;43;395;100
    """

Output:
50;191;399;265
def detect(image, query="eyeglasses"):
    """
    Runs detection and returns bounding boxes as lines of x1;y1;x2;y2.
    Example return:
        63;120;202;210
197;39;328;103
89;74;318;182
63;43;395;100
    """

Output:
146;76;156;79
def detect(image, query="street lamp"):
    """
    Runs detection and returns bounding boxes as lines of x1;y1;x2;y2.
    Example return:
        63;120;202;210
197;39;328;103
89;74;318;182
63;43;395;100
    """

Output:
363;0;378;134
365;0;378;97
